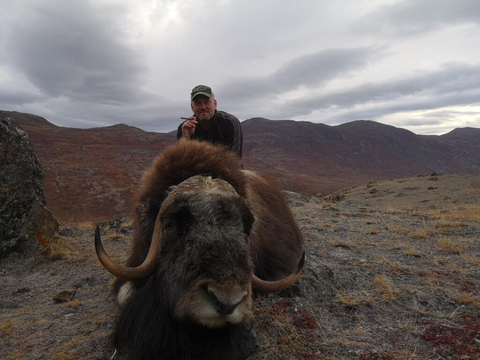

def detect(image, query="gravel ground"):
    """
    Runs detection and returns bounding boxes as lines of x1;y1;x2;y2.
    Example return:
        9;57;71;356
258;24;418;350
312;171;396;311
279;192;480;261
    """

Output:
1;174;479;359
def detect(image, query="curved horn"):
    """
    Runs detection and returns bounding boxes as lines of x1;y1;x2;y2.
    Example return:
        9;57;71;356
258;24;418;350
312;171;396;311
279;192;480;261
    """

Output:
95;212;163;281
252;252;306;293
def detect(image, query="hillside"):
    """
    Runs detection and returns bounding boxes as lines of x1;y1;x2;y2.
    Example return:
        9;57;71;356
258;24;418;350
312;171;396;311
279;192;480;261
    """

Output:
242;118;480;194
3;111;175;223
3;111;480;223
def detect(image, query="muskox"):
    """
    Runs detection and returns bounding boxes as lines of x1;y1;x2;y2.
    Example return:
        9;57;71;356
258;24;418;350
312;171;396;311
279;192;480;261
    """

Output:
95;139;305;360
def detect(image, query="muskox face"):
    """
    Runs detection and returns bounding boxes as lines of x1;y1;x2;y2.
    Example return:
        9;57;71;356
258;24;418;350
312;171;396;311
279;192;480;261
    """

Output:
96;172;303;332
153;175;255;327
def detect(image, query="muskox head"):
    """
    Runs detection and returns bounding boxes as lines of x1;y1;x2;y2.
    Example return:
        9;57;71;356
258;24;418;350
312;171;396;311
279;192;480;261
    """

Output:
97;174;299;327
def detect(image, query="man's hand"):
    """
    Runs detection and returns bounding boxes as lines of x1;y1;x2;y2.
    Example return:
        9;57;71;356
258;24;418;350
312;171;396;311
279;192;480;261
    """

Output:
181;116;197;139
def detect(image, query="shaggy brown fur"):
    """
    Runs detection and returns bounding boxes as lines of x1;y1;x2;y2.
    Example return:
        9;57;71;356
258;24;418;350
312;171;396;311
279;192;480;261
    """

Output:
124;139;248;273
109;139;304;359
123;139;303;283
243;170;304;280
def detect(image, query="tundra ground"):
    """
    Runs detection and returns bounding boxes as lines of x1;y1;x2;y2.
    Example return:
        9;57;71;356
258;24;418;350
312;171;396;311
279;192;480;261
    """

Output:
1;174;479;359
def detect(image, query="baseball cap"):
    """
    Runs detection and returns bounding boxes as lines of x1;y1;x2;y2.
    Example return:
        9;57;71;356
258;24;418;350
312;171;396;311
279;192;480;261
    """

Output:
191;85;214;100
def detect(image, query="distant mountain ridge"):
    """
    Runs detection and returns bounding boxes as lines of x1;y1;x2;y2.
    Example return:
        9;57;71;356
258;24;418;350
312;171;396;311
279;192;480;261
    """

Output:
3;110;479;223
241;117;480;194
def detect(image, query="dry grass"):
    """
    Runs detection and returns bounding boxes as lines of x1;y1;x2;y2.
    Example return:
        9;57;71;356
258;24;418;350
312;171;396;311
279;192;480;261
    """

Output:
51;333;98;360
460;253;480;269
402;247;423;257
64;220;97;230
388;239;424;257
363;225;381;235
442;206;480;221
409;227;436;239
437;237;467;254
435;217;468;235
419;204;480;222
388;261;405;274
336;292;373;307
389;240;406;251
0;318;14;336
435;218;467;228
455;292;480;307
38;236;79;261
387;224;410;234
374;274;399;303
251;299;322;360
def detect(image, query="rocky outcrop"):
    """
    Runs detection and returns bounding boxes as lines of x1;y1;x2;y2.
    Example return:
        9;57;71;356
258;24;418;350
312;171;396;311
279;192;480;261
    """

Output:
0;111;58;256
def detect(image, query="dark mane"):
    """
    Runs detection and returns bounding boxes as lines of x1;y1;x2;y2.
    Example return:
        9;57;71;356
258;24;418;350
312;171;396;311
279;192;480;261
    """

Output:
138;138;247;202
127;139;247;270
244;171;304;281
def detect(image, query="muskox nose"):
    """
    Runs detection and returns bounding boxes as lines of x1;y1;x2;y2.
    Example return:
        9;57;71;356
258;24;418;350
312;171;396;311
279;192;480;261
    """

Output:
205;286;247;316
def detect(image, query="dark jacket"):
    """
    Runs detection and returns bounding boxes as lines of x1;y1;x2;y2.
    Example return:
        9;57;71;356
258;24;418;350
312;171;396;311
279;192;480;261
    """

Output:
176;110;243;158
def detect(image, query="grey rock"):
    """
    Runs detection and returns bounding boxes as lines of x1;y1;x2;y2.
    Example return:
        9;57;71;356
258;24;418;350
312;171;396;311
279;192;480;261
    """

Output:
0;111;58;256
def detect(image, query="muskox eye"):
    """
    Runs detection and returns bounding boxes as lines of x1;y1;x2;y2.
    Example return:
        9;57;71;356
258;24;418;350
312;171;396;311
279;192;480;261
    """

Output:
163;219;175;231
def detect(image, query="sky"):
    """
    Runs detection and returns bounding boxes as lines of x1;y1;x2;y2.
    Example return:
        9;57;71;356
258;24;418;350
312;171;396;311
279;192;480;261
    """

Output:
0;0;479;135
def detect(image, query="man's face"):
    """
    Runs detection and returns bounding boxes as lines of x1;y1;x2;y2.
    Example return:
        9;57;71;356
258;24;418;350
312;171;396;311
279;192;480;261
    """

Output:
191;95;217;121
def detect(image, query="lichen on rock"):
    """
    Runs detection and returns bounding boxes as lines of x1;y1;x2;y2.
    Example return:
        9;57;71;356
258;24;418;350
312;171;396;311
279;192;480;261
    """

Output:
0;111;58;256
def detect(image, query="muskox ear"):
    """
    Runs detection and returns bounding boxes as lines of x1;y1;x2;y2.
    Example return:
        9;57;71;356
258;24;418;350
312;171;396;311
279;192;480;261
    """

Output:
238;199;254;236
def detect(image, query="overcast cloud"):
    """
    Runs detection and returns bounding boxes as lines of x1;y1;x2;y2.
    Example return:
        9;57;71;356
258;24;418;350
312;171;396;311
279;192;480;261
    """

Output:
0;0;479;134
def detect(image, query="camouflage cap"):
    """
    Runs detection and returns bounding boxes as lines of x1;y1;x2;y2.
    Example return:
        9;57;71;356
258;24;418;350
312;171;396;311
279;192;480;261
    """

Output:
191;85;214;100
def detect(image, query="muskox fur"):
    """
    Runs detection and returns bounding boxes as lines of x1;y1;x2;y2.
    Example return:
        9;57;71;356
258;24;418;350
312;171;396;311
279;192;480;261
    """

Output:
110;139;304;360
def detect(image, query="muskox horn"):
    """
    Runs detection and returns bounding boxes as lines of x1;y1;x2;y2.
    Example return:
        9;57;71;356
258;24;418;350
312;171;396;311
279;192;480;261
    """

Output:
252;252;306;293
95;211;163;281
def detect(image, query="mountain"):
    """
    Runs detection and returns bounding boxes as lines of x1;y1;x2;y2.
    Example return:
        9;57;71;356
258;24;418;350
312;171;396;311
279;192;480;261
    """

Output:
241;117;480;194
3;111;175;223
3;111;479;223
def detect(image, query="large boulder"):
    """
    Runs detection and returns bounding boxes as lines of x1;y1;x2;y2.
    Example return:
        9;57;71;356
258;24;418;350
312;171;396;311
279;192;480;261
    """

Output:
0;111;58;256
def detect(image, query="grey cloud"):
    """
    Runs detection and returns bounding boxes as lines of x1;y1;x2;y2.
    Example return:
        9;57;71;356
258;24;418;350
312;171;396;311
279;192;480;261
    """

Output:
271;47;380;88
219;47;382;103
5;1;146;105
321;90;480;127
422;109;480;118
0;89;46;106
354;0;480;36
38;96;188;133
282;62;480;117
397;119;444;127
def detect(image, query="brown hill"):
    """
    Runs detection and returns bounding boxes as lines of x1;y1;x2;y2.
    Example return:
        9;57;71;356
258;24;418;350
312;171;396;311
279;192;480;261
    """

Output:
242;118;480;194
3;111;479;224
3;111;175;223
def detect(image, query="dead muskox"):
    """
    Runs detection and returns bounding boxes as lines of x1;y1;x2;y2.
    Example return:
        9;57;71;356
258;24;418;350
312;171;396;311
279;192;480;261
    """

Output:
95;139;305;360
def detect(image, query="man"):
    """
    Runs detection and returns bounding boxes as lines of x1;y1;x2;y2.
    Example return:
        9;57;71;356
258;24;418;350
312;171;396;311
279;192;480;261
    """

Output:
177;85;243;158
